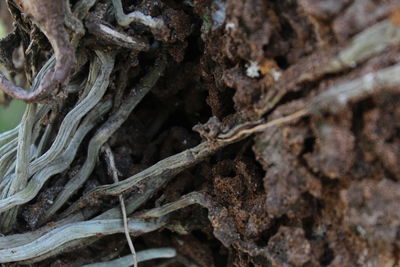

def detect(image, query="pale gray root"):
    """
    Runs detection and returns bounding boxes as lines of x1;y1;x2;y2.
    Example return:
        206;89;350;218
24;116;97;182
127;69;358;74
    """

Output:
28;51;115;176
258;18;400;116
0;102;36;232
309;62;400;114
0;192;204;263
0;212;87;249
0;99;112;213
218;62;400;142
136;192;208;219
64;0;85;46
0;218;166;263
73;0;97;21
83;248;177;267
85;19;149;51
20;237;101;265
111;0;166;29
33;123;52;159
0;140;17;184
61;141;225;217
48;56;168;221
65;61;400;217
0;127;18;147
326;20;400;73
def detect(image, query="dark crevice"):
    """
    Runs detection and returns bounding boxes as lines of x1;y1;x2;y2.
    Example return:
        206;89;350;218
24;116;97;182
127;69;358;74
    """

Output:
274;56;289;70
319;243;334;266
255;216;288;247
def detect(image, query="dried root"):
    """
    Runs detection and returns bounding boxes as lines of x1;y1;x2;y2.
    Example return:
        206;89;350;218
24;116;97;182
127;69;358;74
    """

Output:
0;0;399;266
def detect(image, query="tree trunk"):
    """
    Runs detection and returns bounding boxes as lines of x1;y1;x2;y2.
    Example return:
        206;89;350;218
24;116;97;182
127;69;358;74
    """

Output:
0;0;399;266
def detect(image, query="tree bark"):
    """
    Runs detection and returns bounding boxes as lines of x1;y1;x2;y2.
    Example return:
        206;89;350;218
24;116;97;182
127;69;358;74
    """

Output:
0;0;399;266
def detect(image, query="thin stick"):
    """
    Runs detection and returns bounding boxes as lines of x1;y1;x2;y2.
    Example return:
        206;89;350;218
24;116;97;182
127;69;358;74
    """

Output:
102;144;137;267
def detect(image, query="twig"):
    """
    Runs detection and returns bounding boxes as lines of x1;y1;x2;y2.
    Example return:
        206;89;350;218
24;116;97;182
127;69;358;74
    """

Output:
102;144;137;267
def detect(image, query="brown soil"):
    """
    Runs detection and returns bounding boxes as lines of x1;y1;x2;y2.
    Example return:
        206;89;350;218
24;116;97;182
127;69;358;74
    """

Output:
1;0;400;266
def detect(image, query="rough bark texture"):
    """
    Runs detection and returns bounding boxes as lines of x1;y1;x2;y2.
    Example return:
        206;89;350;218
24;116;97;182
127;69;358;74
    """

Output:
0;0;400;266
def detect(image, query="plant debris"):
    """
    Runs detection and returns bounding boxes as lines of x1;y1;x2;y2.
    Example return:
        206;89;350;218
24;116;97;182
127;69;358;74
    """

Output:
0;0;399;266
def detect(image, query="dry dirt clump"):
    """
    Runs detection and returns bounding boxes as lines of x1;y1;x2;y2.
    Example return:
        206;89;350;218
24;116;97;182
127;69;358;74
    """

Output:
0;0;399;266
